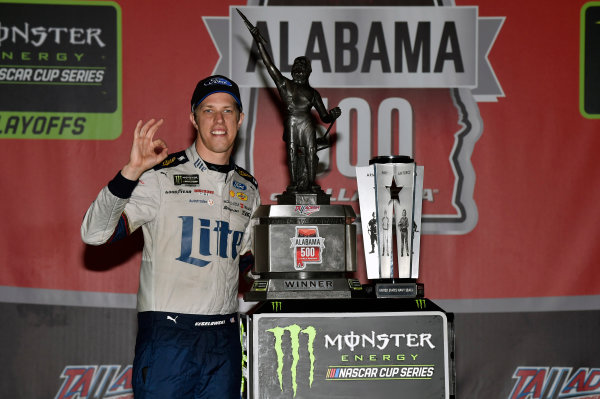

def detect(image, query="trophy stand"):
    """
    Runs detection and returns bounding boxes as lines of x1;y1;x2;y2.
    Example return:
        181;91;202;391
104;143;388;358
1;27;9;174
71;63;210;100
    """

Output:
244;191;361;301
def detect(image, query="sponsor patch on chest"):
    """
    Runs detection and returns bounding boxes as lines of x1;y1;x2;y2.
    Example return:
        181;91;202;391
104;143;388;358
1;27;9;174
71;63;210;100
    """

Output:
173;174;199;186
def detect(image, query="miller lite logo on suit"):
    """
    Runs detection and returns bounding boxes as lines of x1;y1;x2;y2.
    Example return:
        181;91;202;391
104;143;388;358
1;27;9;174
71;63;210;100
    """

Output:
290;226;325;270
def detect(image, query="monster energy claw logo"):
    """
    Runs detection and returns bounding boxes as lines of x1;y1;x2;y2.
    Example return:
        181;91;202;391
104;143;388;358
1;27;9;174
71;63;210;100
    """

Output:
267;324;316;397
416;299;426;309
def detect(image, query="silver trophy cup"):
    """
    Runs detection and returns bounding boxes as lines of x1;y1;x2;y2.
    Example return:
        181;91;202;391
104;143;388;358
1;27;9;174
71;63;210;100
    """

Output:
357;156;424;285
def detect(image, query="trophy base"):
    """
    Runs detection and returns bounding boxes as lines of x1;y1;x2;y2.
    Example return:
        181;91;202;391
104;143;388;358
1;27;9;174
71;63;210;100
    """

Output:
374;279;424;298
244;274;363;301
277;186;330;205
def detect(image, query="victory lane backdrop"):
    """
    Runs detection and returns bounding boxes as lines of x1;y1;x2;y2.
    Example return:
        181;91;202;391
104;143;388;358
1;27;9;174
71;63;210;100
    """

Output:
1;0;600;398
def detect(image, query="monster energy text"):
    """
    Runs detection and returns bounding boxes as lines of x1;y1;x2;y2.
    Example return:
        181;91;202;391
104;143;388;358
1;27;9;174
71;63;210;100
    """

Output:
324;331;435;351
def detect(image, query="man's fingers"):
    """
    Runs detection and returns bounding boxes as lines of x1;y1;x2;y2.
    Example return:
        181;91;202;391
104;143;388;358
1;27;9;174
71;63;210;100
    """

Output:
147;119;164;140
139;119;157;137
133;120;143;137
153;138;168;153
153;138;167;147
136;119;164;141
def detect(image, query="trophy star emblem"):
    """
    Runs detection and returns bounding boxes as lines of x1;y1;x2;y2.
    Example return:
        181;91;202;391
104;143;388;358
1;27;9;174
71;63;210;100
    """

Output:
386;179;404;203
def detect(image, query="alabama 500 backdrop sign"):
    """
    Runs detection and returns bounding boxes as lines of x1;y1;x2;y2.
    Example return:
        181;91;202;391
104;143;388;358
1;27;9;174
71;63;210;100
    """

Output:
0;0;121;140
207;3;504;235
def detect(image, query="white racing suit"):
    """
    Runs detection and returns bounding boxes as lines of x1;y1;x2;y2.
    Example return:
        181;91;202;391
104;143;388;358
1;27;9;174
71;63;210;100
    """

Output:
82;143;260;397
81;142;260;315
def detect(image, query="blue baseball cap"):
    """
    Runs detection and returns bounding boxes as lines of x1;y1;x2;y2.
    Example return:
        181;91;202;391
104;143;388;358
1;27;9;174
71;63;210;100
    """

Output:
190;75;242;112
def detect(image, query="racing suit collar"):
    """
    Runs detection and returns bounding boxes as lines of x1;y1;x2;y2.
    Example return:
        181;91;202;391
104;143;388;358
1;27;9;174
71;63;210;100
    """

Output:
187;142;235;174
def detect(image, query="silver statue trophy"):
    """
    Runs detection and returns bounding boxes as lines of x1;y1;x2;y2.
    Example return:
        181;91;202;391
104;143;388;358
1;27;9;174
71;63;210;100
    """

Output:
356;156;424;298
238;9;360;300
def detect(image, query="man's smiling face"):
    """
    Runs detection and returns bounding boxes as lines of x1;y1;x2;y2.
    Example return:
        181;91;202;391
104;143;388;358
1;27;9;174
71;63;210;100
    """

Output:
190;92;244;164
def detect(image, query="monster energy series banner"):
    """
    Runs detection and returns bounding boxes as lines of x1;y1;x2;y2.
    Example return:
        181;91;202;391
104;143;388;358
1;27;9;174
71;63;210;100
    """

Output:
250;312;450;399
0;0;121;140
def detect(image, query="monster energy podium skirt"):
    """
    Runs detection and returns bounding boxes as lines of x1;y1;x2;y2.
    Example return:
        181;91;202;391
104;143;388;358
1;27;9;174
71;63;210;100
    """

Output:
242;298;454;399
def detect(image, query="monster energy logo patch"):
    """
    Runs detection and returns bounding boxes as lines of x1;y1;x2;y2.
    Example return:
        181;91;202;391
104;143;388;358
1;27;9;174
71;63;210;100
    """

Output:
416;299;426;309
267;324;316;397
173;174;199;186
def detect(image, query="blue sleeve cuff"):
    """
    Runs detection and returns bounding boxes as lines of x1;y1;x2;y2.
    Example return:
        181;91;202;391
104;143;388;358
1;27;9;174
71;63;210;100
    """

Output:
107;171;138;199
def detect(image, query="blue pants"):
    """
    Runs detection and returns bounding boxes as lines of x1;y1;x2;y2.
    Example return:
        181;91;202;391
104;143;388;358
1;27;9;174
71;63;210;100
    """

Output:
132;311;242;399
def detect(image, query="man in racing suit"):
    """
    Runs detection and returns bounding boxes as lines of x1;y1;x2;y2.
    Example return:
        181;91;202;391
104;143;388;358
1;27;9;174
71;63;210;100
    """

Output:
81;75;260;399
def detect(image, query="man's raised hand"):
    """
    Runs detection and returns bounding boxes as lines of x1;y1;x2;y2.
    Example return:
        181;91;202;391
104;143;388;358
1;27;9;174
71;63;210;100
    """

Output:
121;119;168;181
